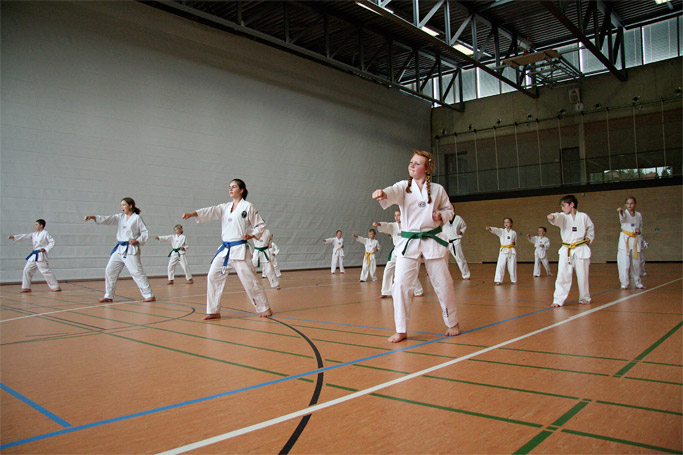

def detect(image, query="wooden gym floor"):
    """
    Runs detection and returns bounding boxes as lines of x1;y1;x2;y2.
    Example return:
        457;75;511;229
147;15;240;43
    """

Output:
1;262;681;454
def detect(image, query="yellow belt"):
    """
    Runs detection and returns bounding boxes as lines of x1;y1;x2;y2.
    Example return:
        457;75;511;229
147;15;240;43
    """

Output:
561;239;588;264
364;252;376;265
621;230;638;259
501;244;515;249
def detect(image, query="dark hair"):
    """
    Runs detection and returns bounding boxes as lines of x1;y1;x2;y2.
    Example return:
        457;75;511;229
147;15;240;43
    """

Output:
625;196;637;204
369;228;376;235
122;197;141;214
539;226;547;233
336;230;342;235
504;217;513;224
231;179;248;200
36;219;46;228
560;194;578;208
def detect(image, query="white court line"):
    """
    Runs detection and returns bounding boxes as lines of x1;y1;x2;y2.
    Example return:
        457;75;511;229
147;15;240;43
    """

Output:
157;277;682;455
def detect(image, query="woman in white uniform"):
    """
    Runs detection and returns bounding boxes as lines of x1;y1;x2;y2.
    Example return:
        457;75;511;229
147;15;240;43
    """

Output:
85;198;155;303
183;179;272;320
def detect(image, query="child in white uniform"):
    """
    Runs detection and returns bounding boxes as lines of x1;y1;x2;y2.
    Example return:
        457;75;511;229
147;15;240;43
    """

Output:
263;240;282;278
617;196;645;289
85;197;155;303
548;194;595;307
155;224;193;285
442;213;471;280
373;150;460;343
252;227;280;289
322;230;345;274
183;179;272;320
527;227;552;277
8;219;61;293
374;210;424;298
353;229;380;282
486;218;517;285
638;234;648;277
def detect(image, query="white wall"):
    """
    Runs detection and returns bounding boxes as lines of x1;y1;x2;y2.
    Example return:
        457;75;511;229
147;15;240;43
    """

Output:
0;1;432;283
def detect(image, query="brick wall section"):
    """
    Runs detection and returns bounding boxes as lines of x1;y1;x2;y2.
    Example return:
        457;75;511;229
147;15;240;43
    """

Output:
451;185;681;264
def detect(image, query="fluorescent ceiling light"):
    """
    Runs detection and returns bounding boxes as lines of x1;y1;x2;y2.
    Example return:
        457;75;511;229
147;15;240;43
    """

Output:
420;26;439;37
453;43;474;55
654;0;670;3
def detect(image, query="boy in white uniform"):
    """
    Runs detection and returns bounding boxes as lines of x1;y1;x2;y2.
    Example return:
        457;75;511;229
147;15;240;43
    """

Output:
155;224;193;285
252;227;280;289
353;229;380;282
373;150;460;343
263;240;282;278
486;218;517;285
85;198;155;303
617;196;645;289
322;230;345;274
527;227;552;277
548;194;595;307
8;219;61;293
442;213;471;280
183;179;272;320
374;210;424;298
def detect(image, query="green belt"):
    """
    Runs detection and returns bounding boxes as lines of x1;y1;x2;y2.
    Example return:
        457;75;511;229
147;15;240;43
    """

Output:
255;246;269;267
400;227;448;255
168;248;181;258
387;246;395;262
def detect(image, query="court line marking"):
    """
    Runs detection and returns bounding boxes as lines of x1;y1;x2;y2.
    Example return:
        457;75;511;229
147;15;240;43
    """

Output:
0;383;72;428
157;277;682;454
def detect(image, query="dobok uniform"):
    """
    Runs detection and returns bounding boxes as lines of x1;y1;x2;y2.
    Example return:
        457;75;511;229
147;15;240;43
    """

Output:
355;236;380;282
95;213;154;300
194;199;270;315
11;230;61;291
617;210;643;289
376;221;424;297
379;180;459;334
262;241;282;278
489;227;518;284
252;228;279;288
158;234;193;281
549;211;595;306
441;215;471;279
323;237;344;273
638;235;648;277
528;235;552;277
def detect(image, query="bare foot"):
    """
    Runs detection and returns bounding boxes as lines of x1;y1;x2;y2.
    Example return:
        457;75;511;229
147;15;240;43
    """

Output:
551;303;562;308
388;333;407;343
414;294;424;298
463;277;470;280
203;313;221;320
51;288;62;292
276;286;281;290
511;282;517;285
144;297;156;302
636;285;646;289
494;282;502;286
20;289;31;293
579;300;591;305
167;280;174;285
445;323;460;336
260;308;273;318
99;297;113;303
187;279;194;284
379;295;389;299
341;272;346;274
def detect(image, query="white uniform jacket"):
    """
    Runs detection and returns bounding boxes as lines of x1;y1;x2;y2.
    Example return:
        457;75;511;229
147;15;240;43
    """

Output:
158;234;189;255
549;211;595;260
618;210;642;252
12;230;56;261
95;213;148;256
355;236;380;254
489;227;518;256
195;199;265;261
323;237;344;256
379;180;453;260
442;215;467;242
528;236;550;259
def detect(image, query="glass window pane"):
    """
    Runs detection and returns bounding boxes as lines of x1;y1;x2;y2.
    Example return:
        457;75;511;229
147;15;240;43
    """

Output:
477;67;500;98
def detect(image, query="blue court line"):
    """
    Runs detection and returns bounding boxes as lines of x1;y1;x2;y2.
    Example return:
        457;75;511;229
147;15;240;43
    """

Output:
0;281;647;450
0;383;72;428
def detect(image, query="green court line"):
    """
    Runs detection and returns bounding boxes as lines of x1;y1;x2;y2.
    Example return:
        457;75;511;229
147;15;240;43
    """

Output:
613;321;683;377
514;430;554;455
551;400;591;426
498;347;629;362
622;376;683;386
468;359;610;377
595;400;683;416
642;360;683;367
422;375;582;401
513;400;591;453
560;429;682;454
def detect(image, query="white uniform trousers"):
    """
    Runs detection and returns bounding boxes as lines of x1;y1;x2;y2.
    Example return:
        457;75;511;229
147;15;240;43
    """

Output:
533;255;552;277
639;251;647;277
331;250;344;273
104;253;154;299
552;256;590;305
22;260;60;290
253;252;279;288
448;240;471;279
360;254;377;281
392;256;458;333
262;259;282;278
494;250;517;283
381;258;424;296
207;257;269;314
617;249;643;288
168;254;192;281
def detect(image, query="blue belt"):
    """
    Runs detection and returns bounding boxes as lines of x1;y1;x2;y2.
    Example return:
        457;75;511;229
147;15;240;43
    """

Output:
26;250;41;261
212;240;248;273
111;241;130;258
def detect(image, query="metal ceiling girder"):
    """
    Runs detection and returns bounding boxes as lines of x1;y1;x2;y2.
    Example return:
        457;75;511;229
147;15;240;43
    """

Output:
357;0;539;98
150;1;465;111
541;0;627;81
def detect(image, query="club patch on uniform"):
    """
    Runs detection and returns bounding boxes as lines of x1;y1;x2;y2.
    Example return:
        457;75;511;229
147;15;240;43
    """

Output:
418;201;426;208
572;227;577;231
241;211;247;218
